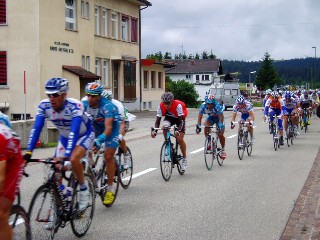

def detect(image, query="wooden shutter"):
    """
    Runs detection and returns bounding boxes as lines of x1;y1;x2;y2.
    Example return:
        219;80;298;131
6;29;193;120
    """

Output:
0;0;6;24
0;52;7;85
131;18;137;42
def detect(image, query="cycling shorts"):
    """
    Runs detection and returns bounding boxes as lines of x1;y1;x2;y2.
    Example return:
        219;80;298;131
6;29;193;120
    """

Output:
240;113;252;121
282;107;294;115
205;116;225;129
104;121;120;149
162;115;186;133
301;102;310;109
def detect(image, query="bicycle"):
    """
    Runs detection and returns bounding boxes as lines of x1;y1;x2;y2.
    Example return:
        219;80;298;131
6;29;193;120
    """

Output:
9;170;32;240
301;107;309;133
285;114;295;147
152;126;185;181
27;158;95;240
202;125;223;170
84;144;121;207
270;115;282;151
233;121;252;160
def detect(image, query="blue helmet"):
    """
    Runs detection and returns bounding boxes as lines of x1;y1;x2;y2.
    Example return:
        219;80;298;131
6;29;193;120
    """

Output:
284;92;291;99
45;78;69;94
236;95;245;104
85;82;104;95
0;111;12;128
205;94;215;104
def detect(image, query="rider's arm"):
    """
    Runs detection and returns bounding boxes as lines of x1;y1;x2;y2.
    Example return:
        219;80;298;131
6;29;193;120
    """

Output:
65;116;82;158
103;117;114;137
249;110;255;121
26;114;45;152
0;135;7;192
197;113;203;126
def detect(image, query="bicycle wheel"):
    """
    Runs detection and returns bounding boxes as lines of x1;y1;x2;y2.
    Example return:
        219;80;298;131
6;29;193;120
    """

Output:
160;141;173;181
175;144;185;175
28;184;58;240
10;205;32;240
215;138;224;166
11;191;21;227
70;173;95;237
304;117;308;133
204;136;214;170
273;130;278;151
237;132;245;160
245;132;253;156
117;147;133;189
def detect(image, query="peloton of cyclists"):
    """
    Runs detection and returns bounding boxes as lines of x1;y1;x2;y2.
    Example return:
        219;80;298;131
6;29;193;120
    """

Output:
231;95;255;144
196;94;226;159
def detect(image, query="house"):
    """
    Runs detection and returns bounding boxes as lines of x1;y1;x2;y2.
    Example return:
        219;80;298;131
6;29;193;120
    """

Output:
141;59;176;110
0;0;152;120
165;59;223;101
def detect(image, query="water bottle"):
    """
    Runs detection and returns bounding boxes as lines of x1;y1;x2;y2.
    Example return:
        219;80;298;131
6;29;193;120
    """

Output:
59;184;67;203
66;186;73;208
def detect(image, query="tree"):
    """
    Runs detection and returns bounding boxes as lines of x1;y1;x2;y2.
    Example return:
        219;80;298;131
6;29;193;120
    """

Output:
165;77;199;107
255;52;282;90
209;50;216;59
164;52;172;59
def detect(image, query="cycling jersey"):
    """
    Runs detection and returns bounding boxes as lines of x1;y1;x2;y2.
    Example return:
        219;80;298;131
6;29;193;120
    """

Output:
283;98;297;115
264;97;284;116
0;124;23;202
82;96;121;149
232;100;253;114
157;100;188;118
27;98;93;157
199;102;223;117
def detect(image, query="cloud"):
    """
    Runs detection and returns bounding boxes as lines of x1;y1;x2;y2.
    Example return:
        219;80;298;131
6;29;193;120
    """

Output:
141;0;320;61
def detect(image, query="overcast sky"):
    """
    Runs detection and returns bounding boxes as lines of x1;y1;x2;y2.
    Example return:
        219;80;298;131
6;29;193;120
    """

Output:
141;0;320;61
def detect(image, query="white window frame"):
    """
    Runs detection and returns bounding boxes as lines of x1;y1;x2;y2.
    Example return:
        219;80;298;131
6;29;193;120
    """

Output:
86;56;90;70
95;58;101;76
81;1;89;18
65;0;77;30
95;6;100;35
103;59;110;87
102;8;108;37
121;16;129;41
111;12;118;39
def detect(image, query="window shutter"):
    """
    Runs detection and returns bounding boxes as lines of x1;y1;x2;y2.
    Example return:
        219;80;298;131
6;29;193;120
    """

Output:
131;18;137;42
0;0;6;24
0;52;7;85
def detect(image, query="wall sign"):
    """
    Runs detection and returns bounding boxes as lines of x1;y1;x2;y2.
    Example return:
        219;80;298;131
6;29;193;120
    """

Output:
50;41;74;53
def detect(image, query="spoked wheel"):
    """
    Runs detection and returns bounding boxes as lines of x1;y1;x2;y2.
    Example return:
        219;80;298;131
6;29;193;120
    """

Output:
237;133;245;160
245;133;253;156
204;136;214;170
11;191;21;227
160;142;173;181
117;147;133;189
70;174;96;237
101;161;120;208
304;119;308;133
28;185;58;240
10;205;32;240
175;144;185;175
215;139;224;166
273;132;278;151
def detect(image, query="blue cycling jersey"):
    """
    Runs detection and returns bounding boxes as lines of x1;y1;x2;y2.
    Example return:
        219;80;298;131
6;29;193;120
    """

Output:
82;96;121;137
27;98;92;157
199;102;223;117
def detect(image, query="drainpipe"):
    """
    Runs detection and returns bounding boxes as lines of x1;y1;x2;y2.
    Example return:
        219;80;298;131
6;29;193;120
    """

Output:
139;4;150;111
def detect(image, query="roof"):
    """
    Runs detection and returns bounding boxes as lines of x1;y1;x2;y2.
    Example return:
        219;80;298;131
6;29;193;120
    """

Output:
141;59;176;68
62;65;100;80
128;0;152;6
165;59;221;74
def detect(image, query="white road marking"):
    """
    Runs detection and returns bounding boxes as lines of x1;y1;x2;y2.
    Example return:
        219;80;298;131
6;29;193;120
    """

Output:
227;134;238;139
130;168;157;180
189;147;205;154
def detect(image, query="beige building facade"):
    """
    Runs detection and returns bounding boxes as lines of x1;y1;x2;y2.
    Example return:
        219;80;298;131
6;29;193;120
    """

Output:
0;0;151;120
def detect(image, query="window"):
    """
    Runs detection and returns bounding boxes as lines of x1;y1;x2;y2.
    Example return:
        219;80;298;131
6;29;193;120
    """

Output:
124;61;136;99
186;74;191;79
102;8;108;37
151;71;156;89
94;6;100;35
196;75;199;81
158;72;163;89
81;1;89;18
102;59;110;87
82;55;90;70
121;16;129;41
0;51;7;85
95;58;101;76
232;89;238;95
202;75;209;81
143;70;149;89
111;12;118;39
224;89;231;96
131;18;138;42
0;0;6;24
65;0;77;30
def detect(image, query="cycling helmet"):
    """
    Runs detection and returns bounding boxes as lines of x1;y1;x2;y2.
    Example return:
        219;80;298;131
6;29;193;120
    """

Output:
284;92;291;99
297;90;302;95
266;89;272;95
236;95;245;104
271;91;278;98
205;94;215;104
317;91;320;95
85;82;103;95
45;78;69;94
101;90;113;100
161;92;174;103
0;111;12;128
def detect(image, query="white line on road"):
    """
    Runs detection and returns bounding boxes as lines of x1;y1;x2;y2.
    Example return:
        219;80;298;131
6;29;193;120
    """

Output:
130;168;157;180
190;147;205;154
227;134;238;139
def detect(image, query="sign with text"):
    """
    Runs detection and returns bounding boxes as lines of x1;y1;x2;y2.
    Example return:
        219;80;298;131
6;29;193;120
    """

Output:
49;41;74;53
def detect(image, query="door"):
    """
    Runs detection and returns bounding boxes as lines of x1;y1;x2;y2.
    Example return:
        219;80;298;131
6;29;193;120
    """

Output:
112;62;119;99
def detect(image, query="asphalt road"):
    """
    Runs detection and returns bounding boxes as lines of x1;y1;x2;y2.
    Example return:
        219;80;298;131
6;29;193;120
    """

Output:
20;108;320;240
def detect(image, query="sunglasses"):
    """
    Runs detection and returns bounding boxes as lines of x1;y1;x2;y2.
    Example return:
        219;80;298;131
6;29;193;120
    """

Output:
47;93;61;98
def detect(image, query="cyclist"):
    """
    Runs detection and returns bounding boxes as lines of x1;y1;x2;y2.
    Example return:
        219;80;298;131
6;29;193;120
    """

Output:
101;90;131;169
151;92;188;171
24;78;95;211
82;82;121;205
262;89;272;123
264;91;285;145
230;95;255;144
282;91;299;138
299;91;312;127
196;95;226;159
0;112;23;240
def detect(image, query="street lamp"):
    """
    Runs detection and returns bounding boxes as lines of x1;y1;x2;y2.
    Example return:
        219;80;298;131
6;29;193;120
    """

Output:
312;47;317;88
249;71;256;83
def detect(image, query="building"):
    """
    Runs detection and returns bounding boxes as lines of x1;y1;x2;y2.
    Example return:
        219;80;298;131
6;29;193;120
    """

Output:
141;59;176;110
0;0;151;120
165;59;223;101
